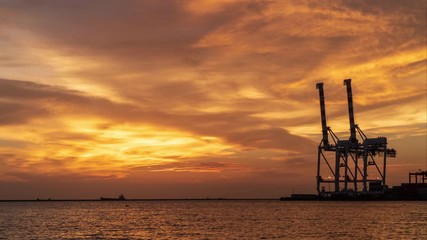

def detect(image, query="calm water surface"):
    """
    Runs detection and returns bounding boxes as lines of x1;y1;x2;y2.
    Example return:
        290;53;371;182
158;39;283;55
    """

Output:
0;201;426;239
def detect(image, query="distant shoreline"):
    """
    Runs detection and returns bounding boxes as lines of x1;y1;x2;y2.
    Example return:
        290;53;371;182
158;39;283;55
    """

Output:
0;198;279;202
1;198;426;202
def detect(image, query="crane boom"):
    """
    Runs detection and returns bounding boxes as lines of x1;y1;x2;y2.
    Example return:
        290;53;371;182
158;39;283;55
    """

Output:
343;79;357;144
316;83;329;146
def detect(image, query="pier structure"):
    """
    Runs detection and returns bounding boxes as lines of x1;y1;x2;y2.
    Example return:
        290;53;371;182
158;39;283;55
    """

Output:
315;79;396;198
409;170;427;184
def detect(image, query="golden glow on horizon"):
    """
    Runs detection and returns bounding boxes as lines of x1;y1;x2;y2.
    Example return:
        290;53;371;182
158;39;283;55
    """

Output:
0;117;235;178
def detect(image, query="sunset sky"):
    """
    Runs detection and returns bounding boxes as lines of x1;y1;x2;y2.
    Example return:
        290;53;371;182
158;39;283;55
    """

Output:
0;0;426;199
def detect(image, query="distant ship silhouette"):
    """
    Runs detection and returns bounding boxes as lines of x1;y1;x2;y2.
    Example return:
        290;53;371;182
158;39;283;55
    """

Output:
100;194;126;201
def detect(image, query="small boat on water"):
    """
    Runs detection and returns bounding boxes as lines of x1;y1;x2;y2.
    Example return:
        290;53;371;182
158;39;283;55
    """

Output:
100;194;126;201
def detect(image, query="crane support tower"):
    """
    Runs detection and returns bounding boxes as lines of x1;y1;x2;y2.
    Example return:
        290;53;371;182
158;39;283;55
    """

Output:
316;79;396;198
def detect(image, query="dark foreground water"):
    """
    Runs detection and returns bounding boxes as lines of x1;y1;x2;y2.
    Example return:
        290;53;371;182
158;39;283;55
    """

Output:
0;201;426;239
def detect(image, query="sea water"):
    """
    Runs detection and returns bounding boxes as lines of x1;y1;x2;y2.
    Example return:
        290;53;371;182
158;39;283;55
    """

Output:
0;201;426;239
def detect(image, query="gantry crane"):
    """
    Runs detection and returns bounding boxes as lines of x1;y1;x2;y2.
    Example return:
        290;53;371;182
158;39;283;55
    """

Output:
316;79;396;198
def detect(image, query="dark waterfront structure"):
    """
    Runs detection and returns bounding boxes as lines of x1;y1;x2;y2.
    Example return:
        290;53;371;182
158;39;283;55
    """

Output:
315;79;396;199
409;170;427;184
280;80;425;201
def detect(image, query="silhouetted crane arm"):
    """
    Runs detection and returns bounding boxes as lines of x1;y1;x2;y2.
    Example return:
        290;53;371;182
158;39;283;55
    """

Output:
316;83;329;146
344;79;357;144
